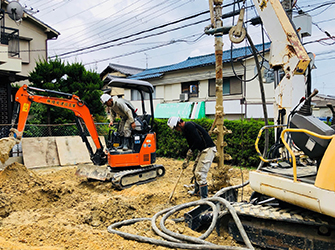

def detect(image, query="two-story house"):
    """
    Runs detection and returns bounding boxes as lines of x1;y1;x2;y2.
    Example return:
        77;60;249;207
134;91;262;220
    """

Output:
125;42;274;120
0;1;59;126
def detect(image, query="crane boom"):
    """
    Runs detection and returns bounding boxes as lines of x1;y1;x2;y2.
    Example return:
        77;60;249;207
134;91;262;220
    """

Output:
252;0;310;123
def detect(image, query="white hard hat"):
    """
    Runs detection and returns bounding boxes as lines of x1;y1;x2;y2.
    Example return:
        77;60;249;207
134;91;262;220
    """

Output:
167;116;180;129
100;94;111;104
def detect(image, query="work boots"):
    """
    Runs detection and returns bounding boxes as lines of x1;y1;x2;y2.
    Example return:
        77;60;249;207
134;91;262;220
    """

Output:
117;136;124;149
122;137;130;151
188;182;200;196
200;184;208;199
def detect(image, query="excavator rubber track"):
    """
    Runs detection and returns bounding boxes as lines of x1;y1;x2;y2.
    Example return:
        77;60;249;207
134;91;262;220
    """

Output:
111;164;165;189
225;202;335;250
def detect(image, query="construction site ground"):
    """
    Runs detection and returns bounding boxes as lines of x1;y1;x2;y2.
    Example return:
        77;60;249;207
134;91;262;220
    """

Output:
0;157;253;250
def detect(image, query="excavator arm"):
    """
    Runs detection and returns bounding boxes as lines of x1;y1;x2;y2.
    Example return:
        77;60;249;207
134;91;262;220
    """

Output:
12;84;107;165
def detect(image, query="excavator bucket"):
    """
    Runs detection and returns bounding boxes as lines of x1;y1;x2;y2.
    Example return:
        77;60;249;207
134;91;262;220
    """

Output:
75;164;114;181
0;137;17;164
0;129;22;164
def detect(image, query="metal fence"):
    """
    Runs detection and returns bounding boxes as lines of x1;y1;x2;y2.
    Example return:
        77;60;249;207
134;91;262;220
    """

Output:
0;123;111;157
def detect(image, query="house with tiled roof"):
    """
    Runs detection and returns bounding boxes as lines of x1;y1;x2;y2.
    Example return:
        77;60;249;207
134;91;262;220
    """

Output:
100;63;144;80
100;63;144;96
124;42;275;120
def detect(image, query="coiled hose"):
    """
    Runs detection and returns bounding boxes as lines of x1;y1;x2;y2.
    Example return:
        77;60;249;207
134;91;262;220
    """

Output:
107;182;254;250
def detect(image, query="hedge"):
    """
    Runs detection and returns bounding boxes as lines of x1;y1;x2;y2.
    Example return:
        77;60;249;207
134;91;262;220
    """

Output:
154;118;275;168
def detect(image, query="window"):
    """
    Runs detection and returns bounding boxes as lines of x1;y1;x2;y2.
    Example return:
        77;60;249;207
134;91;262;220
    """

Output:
20;40;30;64
181;81;199;98
208;77;242;97
131;87;155;101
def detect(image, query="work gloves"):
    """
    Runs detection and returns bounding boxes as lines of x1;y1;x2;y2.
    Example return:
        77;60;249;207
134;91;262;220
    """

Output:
182;160;189;169
182;149;193;169
186;149;193;159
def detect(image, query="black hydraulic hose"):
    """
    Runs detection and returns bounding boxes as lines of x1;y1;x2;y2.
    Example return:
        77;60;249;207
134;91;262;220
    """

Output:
157;200;218;244
214;181;249;198
107;183;254;250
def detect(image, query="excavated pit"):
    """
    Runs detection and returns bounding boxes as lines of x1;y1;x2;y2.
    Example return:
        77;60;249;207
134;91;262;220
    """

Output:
0;158;252;249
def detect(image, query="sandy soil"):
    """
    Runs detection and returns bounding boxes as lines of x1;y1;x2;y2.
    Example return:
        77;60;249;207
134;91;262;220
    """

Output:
0;158;252;250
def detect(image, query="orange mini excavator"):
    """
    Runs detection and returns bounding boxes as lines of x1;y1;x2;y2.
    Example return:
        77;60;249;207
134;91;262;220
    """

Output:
9;78;165;189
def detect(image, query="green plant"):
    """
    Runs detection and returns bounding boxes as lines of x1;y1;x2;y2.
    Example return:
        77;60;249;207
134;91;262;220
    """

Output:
154;118;274;168
27;58;106;126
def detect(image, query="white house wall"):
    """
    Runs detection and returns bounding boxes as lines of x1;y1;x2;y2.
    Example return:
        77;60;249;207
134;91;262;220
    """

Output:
146;54;275;119
124;89;160;116
244;57;275;102
5;13;56;85
121;52;278;120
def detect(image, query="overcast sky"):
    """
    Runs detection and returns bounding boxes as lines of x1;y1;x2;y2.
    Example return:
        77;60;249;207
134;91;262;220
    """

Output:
18;0;335;96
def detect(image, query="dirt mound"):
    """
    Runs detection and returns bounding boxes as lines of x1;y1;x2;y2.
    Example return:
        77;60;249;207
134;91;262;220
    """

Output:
0;162;74;218
0;162;40;183
0;158;252;249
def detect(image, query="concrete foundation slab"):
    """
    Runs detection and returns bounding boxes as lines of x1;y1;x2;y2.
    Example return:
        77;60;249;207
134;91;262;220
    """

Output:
56;136;105;166
22;137;60;169
21;136;106;169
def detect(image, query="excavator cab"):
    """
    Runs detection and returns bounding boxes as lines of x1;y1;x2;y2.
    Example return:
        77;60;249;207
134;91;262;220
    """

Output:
76;77;165;188
104;78;155;152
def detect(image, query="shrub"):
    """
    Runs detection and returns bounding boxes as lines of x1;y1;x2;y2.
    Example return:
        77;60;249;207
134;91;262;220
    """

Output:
154;118;274;168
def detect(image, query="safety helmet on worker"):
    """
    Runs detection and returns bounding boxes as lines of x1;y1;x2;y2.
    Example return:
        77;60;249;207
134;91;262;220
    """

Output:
100;94;111;105
167;116;181;129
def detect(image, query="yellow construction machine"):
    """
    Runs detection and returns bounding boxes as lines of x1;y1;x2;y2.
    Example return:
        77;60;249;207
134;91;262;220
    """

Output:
186;1;335;249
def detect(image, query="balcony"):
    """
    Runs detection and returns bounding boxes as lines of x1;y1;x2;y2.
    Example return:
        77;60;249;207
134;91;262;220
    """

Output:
0;9;21;72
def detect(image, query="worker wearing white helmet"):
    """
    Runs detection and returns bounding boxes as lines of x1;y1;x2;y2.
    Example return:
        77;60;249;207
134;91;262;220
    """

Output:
101;94;136;151
167;116;216;199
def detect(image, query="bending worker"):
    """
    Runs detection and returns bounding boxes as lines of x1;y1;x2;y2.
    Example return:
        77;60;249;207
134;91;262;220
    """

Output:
167;117;216;199
100;94;136;151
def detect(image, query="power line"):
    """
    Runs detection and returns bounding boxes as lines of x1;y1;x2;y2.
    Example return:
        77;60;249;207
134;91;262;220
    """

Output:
50;0;239;56
52;10;210;58
53;0;191;50
84;33;206;66
300;1;335;13
37;0;75;18
50;0;111;26
303;36;335;46
51;0;150;48
61;18;209;59
51;0;242;58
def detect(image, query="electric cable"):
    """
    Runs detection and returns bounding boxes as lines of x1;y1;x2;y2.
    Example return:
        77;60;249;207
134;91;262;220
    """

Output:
54;0;183;49
51;11;210;58
84;33;206;66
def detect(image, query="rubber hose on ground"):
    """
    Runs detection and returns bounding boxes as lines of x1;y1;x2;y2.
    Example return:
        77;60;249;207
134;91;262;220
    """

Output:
107;183;254;250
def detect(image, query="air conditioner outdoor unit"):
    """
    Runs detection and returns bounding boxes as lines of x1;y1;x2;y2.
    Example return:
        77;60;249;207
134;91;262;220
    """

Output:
180;93;189;102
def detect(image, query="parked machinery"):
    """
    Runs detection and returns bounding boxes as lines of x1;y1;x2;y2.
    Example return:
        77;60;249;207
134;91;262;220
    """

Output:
9;78;164;189
185;0;335;249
